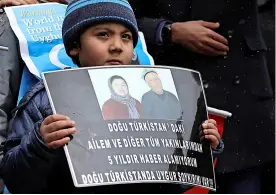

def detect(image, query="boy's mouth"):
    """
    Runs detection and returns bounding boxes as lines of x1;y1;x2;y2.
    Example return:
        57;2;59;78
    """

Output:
105;59;123;65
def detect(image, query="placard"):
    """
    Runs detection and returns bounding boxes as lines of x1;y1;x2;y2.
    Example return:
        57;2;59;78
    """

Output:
43;65;216;190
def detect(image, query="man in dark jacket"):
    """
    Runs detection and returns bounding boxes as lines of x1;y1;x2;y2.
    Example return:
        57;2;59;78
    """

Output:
129;0;275;193
259;0;275;92
258;1;275;193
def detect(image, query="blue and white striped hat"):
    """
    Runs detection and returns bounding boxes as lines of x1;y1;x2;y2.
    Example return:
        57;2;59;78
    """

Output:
62;0;139;56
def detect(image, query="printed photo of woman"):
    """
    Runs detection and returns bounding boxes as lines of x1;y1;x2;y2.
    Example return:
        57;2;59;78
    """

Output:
102;75;143;120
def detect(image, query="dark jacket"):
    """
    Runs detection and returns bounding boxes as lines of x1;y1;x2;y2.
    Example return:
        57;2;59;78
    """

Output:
258;0;275;92
0;81;223;193
129;0;275;173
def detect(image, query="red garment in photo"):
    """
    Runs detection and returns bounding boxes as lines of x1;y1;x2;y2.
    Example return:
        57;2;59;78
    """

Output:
102;98;143;120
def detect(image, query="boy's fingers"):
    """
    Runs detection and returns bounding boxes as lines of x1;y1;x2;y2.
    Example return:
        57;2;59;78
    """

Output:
45;128;76;143
45;120;75;133
203;129;220;141
204;134;219;147
48;137;70;149
43;114;70;125
202;122;217;130
205;119;217;126
209;119;217;126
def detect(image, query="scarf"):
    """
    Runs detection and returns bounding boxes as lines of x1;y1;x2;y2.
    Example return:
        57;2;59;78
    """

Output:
108;76;140;119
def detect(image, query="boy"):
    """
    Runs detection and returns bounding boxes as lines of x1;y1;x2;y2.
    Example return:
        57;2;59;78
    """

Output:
0;0;224;193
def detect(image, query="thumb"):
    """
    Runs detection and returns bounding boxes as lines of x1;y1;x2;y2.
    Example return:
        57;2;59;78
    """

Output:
201;21;220;29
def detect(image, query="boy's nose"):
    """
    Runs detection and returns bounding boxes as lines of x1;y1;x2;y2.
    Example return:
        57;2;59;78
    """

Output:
109;38;123;53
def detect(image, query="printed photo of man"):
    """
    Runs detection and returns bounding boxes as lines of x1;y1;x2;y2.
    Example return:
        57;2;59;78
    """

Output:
141;69;182;120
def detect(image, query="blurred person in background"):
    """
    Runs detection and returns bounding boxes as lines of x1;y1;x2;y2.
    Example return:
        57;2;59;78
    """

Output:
0;0;67;192
258;0;275;193
129;0;275;193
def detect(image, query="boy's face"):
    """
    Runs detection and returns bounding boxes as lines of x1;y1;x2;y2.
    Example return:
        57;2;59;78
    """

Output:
70;23;134;67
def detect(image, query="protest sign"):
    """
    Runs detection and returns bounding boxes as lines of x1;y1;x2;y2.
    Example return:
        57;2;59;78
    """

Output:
4;3;154;102
42;65;216;190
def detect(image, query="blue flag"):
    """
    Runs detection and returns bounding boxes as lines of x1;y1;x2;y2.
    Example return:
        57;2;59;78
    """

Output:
5;3;154;102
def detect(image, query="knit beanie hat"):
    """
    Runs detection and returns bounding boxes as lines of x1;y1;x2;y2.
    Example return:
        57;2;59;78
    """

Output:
62;0;139;57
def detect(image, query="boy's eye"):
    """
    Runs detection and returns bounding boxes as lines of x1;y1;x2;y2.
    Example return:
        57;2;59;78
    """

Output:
122;33;132;40
97;32;108;37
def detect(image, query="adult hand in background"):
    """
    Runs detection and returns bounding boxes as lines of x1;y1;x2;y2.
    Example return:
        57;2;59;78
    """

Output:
171;20;229;56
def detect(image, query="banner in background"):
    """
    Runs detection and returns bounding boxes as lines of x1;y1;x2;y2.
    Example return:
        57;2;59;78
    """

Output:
5;3;154;101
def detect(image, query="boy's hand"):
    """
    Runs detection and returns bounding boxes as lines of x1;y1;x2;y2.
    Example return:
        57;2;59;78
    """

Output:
40;114;76;149
200;119;220;149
